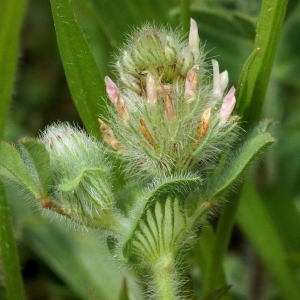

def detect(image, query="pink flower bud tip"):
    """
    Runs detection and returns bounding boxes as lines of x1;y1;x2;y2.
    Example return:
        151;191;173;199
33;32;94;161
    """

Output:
185;65;199;103
220;86;236;124
105;76;119;105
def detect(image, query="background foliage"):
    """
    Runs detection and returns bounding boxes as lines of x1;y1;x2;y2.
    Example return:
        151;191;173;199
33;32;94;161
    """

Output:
1;0;300;299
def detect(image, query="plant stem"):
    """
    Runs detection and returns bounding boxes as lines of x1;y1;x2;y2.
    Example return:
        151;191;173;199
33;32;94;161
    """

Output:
152;255;177;300
180;0;190;34
204;190;240;295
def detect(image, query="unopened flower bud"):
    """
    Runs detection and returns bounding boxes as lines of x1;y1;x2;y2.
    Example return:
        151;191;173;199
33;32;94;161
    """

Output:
39;123;115;228
184;65;199;103
146;72;157;104
189;19;200;55
105;76;129;122
212;59;229;101
219;86;236;124
105;76;119;105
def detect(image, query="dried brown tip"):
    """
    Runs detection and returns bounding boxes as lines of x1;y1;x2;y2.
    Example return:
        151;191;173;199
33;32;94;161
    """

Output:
139;118;155;147
195;107;212;140
98;118;121;151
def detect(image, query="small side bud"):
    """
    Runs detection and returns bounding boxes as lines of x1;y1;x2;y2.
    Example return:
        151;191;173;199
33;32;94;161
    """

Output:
189;19;200;54
184;65;199;103
98;119;122;151
139;118;155;147
160;84;176;120
219;86;236;124
195;107;212;140
212;60;228;101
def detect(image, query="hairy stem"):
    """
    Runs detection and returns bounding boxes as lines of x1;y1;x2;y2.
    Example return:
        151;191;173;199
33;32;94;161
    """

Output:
151;255;177;300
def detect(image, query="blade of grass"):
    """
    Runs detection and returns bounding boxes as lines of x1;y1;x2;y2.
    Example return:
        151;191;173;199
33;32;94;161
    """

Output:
237;180;300;300
0;182;26;300
0;0;26;299
204;0;288;296
0;0;25;138
236;0;289;124
50;0;108;139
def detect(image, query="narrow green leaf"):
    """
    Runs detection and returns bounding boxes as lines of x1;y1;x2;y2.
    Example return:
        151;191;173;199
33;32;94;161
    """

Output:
237;180;300;300
212;124;274;197
22;211;142;300
190;7;256;40
0;1;26;299
119;278;130;300
0;182;26;300
200;285;232;300
0;142;41;199
0;0;25;139
89;0;177;46
261;187;300;253
50;0;107;139
235;0;288;124
21;139;52;196
58;168;107;192
195;225;231;300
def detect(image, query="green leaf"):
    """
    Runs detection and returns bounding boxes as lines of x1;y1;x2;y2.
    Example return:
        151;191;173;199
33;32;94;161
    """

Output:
195;225;231;300
0;1;26;299
0;182;26;300
88;0;177;47
0;142;42;199
21;139;52;196
119;278;130;300
0;0;25;139
211;122;274;197
50;0;107;139
235;0;289;125
200;285;232;300
261;187;300;253
190;7;256;40
123;177;201;263
22;209;142;300
237;180;300;300
274;3;300;85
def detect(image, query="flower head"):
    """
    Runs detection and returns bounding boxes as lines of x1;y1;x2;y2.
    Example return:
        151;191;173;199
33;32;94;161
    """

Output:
101;19;239;177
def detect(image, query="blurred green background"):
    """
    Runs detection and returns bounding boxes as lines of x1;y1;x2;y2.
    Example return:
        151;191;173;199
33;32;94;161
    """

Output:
1;0;300;299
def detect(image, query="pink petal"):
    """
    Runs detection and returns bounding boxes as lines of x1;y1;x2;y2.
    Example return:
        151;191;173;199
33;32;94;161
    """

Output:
220;86;236;124
184;65;199;102
105;76;119;105
212;60;228;101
